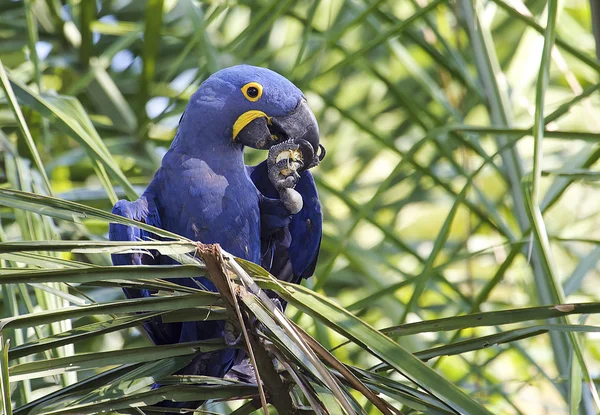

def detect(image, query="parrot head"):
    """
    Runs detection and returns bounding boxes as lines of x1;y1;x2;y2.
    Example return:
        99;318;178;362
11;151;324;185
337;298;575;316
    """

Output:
178;65;323;166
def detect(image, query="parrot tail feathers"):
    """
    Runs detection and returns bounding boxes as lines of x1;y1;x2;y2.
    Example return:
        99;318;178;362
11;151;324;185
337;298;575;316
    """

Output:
225;353;257;384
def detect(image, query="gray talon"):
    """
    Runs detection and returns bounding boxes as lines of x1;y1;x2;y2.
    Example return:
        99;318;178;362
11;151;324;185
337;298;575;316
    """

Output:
224;321;242;346
267;140;304;191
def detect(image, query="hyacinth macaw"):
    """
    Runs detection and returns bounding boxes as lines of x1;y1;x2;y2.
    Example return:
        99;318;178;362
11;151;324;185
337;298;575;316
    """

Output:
109;65;322;408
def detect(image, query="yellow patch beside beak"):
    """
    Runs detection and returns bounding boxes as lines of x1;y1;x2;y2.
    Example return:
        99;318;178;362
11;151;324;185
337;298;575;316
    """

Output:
232;110;270;141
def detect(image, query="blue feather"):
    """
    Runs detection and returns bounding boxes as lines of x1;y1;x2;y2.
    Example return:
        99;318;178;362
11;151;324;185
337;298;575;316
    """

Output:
249;161;322;283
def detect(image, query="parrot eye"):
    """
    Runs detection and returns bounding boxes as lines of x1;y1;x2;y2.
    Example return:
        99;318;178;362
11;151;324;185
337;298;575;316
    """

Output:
241;82;263;102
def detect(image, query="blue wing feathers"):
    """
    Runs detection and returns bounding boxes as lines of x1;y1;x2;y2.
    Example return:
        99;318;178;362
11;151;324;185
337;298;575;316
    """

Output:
109;192;234;358
249;161;322;283
288;170;322;280
109;195;183;345
109;195;161;270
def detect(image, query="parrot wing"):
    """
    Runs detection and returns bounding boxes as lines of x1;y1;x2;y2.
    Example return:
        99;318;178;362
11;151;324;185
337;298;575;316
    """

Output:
109;194;183;346
110;188;238;397
248;160;322;284
109;196;161;267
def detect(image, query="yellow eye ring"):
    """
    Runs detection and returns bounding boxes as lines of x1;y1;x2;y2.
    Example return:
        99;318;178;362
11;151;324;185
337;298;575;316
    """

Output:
241;82;263;102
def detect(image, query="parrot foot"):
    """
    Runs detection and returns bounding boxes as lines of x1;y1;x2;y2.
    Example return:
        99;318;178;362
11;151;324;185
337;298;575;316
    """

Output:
224;320;242;346
267;140;303;190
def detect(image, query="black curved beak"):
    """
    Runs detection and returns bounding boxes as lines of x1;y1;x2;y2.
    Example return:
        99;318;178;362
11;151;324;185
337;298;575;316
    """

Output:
235;99;325;168
270;99;320;151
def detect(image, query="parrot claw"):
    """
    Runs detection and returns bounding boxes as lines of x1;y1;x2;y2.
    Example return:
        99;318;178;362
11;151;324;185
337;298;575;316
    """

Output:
224;321;242;346
267;140;303;191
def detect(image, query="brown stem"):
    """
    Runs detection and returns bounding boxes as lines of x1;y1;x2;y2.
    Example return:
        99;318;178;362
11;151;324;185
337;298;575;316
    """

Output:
196;243;297;415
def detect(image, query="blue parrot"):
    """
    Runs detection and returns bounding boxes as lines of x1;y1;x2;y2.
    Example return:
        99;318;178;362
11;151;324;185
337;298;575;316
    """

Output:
109;65;322;410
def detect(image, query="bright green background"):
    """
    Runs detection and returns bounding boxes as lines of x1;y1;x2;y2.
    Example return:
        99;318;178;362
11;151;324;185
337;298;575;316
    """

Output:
1;0;600;414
